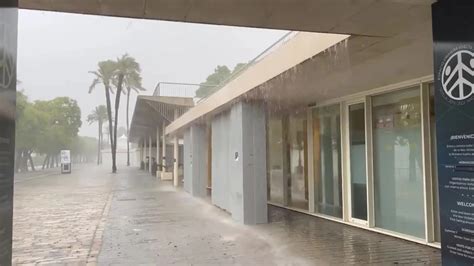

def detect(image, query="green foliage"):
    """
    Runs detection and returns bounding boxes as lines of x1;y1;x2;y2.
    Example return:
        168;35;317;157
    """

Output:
34;97;82;155
15;91;48;152
87;105;108;125
15;92;85;171
195;63;247;98
89;60;117;93
16;93;83;155
71;136;97;162
89;54;143;172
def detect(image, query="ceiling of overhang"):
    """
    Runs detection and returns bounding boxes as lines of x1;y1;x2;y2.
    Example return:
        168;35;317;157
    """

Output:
129;96;193;141
19;0;434;37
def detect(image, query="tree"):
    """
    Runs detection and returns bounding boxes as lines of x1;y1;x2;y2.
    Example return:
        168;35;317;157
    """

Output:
89;60;118;172
232;63;247;75
113;54;141;169
16;93;83;171
195;65;230;98
71;136;97;164
35;97;82;169
15;91;48;172
123;71;145;166
87;105;107;165
195;63;247;98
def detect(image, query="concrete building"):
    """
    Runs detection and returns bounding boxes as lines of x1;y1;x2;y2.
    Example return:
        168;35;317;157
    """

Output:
2;1;474;264
129;95;193;183
161;30;440;247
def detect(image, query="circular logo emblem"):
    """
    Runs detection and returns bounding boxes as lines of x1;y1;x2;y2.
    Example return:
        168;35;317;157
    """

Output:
0;24;14;91
441;49;474;103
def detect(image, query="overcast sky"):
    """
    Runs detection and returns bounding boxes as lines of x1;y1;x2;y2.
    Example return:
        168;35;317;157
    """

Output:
17;10;286;138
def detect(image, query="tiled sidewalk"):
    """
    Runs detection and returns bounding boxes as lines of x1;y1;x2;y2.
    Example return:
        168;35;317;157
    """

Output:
99;168;441;265
12;166;441;265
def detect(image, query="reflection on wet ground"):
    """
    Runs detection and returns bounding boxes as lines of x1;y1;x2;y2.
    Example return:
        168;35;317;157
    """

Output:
12;165;440;265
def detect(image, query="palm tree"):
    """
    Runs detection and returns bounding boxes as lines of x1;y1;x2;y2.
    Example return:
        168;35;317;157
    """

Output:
123;71;145;166
89;60;118;172
113;54;141;168
87;105;108;165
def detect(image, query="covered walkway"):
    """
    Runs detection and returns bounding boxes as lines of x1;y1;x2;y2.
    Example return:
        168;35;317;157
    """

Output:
99;168;441;265
13;165;441;264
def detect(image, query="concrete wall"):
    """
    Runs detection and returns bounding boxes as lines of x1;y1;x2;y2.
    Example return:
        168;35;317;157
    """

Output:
183;129;192;193
211;111;231;211
183;125;208;197
212;102;267;224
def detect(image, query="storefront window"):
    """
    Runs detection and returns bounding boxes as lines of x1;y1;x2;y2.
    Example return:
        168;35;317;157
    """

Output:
372;87;425;239
267;116;285;205
349;103;367;221
288;112;308;210
267;111;308;210
313;105;342;218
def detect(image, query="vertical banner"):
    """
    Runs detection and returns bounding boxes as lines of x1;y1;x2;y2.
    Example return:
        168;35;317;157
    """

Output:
432;1;474;265
0;1;17;264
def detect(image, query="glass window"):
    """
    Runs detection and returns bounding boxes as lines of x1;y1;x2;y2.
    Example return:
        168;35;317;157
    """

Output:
267;116;285;205
372;87;425;239
288;112;308;210
313;104;343;218
349;103;367;221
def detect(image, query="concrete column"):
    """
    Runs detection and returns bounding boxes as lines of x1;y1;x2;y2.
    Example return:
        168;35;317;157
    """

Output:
183;129;192;193
173;110;179;186
229;102;267;224
139;139;143;163
211;112;231;211
173;135;179;187
281;115;290;206
211;101;267;225
161;121;166;179
183;125;208;197
156;127;160;177
148;135;152;173
143;137;147;171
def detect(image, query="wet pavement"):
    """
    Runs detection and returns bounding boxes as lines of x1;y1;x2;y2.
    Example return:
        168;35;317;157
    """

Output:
13;165;441;265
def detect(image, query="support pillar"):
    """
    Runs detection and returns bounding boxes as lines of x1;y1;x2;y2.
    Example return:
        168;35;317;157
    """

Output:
173;135;179;187
183;125;208;197
148;135;152;174
229;101;267;224
161;121;166;180
143;137;147;171
0;3;18;263
156;126;160;177
140;139;143;164
173;110;179;186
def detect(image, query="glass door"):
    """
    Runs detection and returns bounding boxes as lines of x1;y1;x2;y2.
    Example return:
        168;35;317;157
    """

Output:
347;102;368;224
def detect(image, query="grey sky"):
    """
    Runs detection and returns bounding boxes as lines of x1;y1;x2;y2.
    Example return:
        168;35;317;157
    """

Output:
17;10;286;138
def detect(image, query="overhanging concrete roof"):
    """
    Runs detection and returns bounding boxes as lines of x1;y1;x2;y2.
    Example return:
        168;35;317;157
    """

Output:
129;95;194;141
20;0;434;37
166;13;434;135
166;32;349;135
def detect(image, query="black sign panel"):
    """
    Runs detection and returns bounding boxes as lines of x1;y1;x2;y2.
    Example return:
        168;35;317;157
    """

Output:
0;2;17;264
433;1;474;265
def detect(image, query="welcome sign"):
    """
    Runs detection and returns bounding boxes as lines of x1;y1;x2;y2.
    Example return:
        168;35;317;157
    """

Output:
432;1;474;265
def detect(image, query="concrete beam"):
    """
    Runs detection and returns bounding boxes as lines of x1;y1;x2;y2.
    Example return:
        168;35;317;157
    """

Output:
20;0;433;37
166;32;348;136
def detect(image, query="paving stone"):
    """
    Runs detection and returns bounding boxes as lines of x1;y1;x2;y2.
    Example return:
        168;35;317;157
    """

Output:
13;166;441;265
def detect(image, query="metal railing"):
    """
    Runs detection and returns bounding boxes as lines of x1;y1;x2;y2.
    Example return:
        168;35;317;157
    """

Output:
151;31;297;104
196;31;296;103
